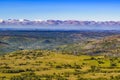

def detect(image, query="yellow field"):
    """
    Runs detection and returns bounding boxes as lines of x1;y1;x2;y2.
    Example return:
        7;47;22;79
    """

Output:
0;50;120;80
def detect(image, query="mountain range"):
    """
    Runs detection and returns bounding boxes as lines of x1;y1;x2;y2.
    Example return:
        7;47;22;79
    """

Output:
0;19;120;26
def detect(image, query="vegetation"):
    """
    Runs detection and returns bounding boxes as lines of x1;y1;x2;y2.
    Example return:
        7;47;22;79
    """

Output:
0;30;120;54
0;30;120;79
0;50;120;80
56;35;120;56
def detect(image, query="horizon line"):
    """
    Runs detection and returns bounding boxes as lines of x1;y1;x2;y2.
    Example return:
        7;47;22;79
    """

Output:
0;19;120;22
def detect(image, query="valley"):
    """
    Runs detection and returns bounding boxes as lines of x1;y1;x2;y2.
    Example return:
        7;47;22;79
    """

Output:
0;30;120;80
0;30;120;54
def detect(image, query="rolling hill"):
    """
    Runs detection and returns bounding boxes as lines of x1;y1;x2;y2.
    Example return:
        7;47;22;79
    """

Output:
0;30;119;54
0;31;120;79
56;35;120;56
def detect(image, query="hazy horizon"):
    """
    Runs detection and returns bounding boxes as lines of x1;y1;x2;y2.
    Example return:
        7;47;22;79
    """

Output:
0;25;120;31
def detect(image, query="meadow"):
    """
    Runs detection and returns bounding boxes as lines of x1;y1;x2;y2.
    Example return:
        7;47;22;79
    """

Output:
0;50;120;80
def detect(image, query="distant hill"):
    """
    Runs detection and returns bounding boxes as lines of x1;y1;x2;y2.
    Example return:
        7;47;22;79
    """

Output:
85;35;120;56
0;30;119;54
56;35;120;56
0;41;9;46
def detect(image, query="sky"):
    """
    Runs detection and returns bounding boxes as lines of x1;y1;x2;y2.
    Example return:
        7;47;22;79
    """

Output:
0;0;120;21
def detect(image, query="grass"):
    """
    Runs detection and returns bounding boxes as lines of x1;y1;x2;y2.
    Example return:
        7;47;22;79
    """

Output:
0;50;120;80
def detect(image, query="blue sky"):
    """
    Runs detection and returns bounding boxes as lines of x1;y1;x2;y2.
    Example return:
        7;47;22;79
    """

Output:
0;0;120;21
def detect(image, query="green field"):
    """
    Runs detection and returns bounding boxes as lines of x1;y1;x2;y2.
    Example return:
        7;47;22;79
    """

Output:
0;50;120;80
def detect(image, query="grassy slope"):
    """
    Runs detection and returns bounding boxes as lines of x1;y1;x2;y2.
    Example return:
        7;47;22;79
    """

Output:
56;35;120;56
0;50;120;80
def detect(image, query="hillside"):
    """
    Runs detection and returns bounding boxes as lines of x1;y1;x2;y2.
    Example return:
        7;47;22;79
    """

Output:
0;41;12;54
56;35;120;56
84;35;120;56
0;30;120;79
0;41;9;47
0;30;119;54
0;50;120;80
